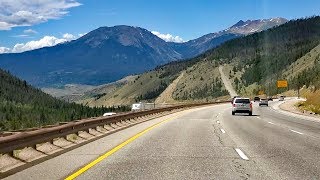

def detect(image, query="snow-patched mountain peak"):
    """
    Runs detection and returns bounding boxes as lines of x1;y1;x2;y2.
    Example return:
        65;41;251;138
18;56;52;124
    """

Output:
226;17;288;35
231;20;246;28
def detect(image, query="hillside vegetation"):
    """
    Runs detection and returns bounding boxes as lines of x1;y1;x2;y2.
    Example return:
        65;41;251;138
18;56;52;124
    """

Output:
79;55;229;106
172;59;228;101
78;59;199;106
75;17;320;107
204;16;320;95
0;69;129;131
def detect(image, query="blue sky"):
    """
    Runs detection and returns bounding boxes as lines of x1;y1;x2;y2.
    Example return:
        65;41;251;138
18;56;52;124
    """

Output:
0;0;319;53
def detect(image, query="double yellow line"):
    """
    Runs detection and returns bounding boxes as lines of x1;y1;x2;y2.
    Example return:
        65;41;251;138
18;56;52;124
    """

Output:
65;113;181;180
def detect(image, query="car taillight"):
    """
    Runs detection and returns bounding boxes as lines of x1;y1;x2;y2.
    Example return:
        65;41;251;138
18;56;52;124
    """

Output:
233;103;236;107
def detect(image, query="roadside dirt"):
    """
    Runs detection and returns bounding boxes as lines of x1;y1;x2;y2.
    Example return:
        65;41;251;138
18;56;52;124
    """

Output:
219;65;238;97
279;99;320;119
155;72;184;104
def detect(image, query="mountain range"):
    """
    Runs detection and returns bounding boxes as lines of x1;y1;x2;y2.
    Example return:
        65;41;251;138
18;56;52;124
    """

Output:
0;18;287;87
74;16;320;107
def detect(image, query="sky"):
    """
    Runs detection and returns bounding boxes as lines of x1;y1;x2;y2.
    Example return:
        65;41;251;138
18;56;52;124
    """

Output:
0;0;319;53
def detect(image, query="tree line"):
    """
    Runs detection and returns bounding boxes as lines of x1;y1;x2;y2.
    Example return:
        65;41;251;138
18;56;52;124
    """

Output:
0;69;130;131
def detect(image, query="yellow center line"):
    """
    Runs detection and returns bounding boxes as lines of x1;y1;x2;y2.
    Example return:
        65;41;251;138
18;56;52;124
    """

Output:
65;113;182;180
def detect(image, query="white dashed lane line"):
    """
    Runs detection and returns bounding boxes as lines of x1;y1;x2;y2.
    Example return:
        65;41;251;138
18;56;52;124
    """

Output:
217;120;220;124
220;129;226;134
290;129;304;135
256;117;261;119
235;148;249;160
266;122;304;135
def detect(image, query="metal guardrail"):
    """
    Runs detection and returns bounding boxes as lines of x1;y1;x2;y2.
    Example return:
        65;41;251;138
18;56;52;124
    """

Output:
0;101;227;154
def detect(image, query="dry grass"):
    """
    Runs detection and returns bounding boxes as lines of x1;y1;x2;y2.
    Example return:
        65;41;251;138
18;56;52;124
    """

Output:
155;72;184;104
173;60;225;101
299;89;320;114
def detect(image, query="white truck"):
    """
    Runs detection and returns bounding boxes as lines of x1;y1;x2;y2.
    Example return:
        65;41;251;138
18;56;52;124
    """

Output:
131;102;156;111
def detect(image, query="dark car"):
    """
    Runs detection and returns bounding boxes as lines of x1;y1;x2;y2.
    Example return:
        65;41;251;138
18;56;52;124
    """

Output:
254;96;260;102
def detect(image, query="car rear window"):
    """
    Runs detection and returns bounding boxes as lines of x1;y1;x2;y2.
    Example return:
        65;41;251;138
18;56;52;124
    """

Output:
235;99;250;103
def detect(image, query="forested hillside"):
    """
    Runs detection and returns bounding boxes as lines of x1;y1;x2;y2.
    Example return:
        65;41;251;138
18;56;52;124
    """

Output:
204;16;320;94
77;55;229;106
70;16;320;106
0;69;129;131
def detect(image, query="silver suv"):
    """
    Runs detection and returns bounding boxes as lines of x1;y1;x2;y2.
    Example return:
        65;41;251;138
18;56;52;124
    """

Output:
232;98;253;116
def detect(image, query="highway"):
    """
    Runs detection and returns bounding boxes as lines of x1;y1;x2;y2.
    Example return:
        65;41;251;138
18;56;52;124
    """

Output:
5;100;320;180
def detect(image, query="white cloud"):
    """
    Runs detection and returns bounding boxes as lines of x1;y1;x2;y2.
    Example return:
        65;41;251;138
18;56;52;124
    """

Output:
151;31;184;43
78;33;87;37
0;0;81;30
0;46;10;53
24;29;37;34
0;22;12;30
63;33;76;41
12;36;67;53
0;33;77;53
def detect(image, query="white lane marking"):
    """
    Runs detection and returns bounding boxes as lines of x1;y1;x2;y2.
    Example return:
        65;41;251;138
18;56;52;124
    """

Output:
220;129;226;133
290;129;304;135
217;120;220;124
256;117;261;119
235;148;249;160
268;122;275;125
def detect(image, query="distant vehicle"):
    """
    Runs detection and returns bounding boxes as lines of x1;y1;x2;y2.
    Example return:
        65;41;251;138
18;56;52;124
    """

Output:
231;96;241;103
132;103;144;111
254;96;260;102
103;112;116;116
259;99;268;106
232;98;253;116
132;102;156;111
267;96;273;101
279;95;285;101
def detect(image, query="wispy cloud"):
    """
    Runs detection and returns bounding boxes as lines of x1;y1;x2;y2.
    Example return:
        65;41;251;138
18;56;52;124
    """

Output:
151;31;184;43
24;29;38;34
11;34;33;38
0;0;81;30
11;29;38;38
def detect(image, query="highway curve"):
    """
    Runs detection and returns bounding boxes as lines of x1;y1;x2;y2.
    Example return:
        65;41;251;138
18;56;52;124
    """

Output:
5;101;320;180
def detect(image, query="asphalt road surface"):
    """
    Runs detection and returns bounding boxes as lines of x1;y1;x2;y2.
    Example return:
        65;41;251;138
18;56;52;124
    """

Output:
5;100;320;180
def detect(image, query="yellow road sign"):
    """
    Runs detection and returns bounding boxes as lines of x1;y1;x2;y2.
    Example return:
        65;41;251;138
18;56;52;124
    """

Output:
277;80;288;88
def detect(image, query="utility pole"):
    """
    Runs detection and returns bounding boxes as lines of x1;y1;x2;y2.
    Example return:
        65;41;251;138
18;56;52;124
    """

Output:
268;82;271;96
297;80;300;99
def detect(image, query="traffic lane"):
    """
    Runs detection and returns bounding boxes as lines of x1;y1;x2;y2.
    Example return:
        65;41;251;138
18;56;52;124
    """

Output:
221;104;320;179
259;101;320;138
5;107;214;180
77;104;268;180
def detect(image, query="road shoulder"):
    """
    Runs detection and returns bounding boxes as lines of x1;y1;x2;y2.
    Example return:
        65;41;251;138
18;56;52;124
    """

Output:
271;98;320;122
